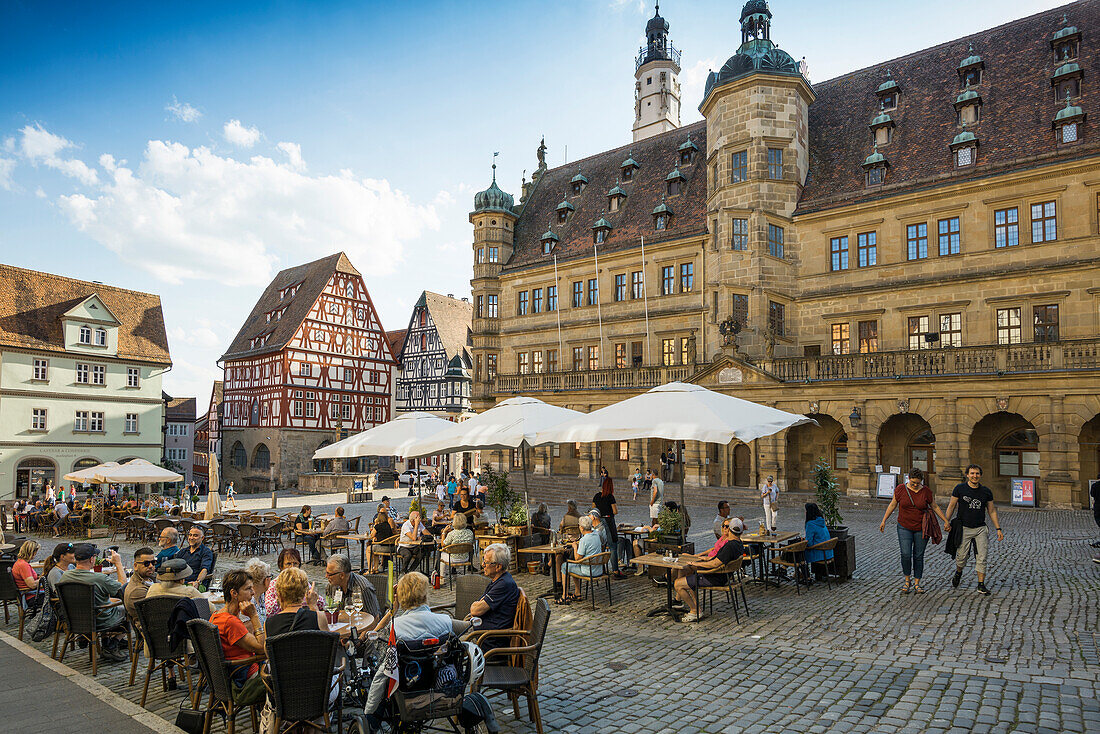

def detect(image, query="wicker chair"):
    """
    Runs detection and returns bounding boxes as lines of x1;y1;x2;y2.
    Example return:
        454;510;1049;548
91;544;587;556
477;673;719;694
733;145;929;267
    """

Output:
369;534;400;574
236;524;262;556
807;537;840;588
692;556;749;623
262;629;344;734
564;551;612;610
432;573;488;620
363;573;392;616
54;580;133;676
153;517;175;536
186;618;264;734
0;559;30;639
476;598;551;734
133;595;194;707
767;540;810;594
438;542;474;588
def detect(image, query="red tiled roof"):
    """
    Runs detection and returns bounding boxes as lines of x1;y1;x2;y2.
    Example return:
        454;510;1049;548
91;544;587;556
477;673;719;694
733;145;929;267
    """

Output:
506;120;707;271
799;1;1100;212
385;329;408;365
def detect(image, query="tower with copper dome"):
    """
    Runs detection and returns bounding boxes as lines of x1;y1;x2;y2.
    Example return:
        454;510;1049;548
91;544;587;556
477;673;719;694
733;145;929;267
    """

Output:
633;2;682;142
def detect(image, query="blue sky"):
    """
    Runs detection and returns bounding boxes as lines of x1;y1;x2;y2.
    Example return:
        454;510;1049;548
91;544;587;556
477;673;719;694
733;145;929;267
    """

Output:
0;0;1064;402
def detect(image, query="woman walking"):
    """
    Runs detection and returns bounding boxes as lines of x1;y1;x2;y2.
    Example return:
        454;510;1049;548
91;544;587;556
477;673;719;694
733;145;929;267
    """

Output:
592;467;625;579
879;468;949;594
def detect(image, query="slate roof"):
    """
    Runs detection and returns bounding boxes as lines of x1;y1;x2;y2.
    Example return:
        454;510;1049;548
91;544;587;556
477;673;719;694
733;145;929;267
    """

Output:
385;329;408;366
422;291;472;362
0;263;171;364
220;252;359;362
505;120;707;271
166;397;197;421
798;1;1100;212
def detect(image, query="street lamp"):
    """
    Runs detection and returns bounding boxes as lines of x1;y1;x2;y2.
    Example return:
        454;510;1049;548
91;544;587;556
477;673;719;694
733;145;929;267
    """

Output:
849;407;862;428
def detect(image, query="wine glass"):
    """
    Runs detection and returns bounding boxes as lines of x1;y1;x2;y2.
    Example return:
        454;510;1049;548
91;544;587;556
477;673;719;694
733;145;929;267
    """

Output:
350;589;364;618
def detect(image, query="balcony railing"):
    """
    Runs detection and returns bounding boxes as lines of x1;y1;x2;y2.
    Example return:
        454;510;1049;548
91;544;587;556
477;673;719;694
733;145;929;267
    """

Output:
493;364;695;395
763;338;1100;382
636;43;681;71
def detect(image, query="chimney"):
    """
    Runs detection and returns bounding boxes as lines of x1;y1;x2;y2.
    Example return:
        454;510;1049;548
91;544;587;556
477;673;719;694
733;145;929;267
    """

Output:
447;293;455;299
461;297;469;302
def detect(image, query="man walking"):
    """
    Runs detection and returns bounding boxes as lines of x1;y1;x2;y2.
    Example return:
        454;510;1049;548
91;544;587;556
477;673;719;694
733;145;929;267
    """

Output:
760;475;779;532
944;464;1003;594
647;469;664;523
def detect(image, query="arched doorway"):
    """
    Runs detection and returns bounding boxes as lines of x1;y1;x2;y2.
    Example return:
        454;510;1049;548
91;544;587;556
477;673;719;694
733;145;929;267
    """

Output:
970;412;1039;503
1079;414;1100;507
785;415;847;491
878;414;936;489
733;443;751;487
16;457;57;499
231;441;247;469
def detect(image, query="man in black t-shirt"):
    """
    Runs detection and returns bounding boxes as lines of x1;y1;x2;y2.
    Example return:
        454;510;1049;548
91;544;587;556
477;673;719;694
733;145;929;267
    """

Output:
671;522;745;622
944;464;1003;595
1090;475;1100;550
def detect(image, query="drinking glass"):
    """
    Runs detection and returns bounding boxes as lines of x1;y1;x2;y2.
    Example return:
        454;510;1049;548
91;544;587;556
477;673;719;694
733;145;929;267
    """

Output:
350;590;364;617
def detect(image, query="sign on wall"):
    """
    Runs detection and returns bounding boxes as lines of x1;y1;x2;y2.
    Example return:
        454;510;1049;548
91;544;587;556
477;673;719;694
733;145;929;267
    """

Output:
1010;477;1036;507
876;472;898;499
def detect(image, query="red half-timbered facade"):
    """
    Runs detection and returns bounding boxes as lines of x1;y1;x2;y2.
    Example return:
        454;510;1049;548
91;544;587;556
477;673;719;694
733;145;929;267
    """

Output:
218;253;395;490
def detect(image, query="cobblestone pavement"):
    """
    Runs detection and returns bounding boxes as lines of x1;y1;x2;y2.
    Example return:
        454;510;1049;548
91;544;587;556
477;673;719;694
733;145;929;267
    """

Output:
6;493;1100;734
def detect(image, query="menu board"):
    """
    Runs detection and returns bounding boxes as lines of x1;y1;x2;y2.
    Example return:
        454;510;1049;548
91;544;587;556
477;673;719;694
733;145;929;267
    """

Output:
876;472;898;499
1010;477;1036;507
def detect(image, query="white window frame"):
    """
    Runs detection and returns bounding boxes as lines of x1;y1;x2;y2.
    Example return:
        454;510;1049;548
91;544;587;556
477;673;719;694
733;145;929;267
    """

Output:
33;359;49;381
31;408;47;431
78;325;92;344
94;328;107;346
74;410;88;431
91;364;106;385
125;413;138;433
76;363;90;384
126;367;140;388
89;412;104;432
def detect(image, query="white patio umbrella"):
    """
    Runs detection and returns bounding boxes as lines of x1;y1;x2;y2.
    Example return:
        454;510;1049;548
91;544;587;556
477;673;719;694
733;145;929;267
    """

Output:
94;458;183;484
63;461;120;483
313;412;453;459
532;382;817;509
405;397;585;522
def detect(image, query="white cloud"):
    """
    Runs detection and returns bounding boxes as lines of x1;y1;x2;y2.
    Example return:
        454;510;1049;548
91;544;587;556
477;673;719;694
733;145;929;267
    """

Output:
680;57;719;121
16;124;98;185
223;119;261;148
35;186;46;198
53;136;439;288
166;97;202;123
275;141;304;171
0;157;14;190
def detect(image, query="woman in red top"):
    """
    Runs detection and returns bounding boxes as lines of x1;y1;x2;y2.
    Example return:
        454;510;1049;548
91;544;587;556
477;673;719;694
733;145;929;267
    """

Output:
11;540;41;609
209;569;266;682
879;468;949;594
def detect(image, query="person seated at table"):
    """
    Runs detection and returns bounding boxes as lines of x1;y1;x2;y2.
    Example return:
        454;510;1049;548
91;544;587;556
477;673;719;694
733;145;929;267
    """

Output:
368;507;398;573
451;487;482;523
321;507;352;558
155;526;181;570
244;558;272;626
804;502;834;579
587;509;610;551
325;554;382;619
397;510;433;571
147;558;204;601
123;546;157;620
440;511;474;567
556;515;604;604
294;504;321;560
469;543;519;650
210;570;265;683
263;548;324;617
380;496;400;523
60;544;130;662
671;521;745;623
177;526;214;587
45;542;76;588
50;497;69;538
12;540;42;611
430;501;449;534
531;503;552;544
265;566;330;636
559;500;581;536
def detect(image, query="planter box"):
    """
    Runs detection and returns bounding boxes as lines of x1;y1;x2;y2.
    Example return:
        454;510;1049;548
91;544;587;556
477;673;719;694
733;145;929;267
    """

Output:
832;535;856;579
87;527;109;539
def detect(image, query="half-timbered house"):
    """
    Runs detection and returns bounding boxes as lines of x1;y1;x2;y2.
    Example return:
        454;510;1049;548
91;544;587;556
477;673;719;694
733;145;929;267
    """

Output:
218;253;395;491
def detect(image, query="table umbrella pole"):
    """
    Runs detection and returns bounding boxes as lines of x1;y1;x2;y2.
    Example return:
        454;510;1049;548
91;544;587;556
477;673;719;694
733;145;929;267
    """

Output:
522;440;532;530
679;439;686;516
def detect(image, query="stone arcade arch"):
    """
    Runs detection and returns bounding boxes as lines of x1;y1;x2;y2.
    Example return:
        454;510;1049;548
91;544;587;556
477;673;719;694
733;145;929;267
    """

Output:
970;412;1039;503
878;413;937;490
785;414;847;491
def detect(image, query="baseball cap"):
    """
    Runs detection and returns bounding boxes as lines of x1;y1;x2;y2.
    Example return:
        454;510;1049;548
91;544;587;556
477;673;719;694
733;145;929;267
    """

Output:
73;543;98;561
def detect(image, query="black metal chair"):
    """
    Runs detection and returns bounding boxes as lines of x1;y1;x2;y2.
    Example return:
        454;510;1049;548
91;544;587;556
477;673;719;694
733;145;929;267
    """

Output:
54;580;133;676
0;559;30;639
564;551;612;610
133;596;194;708
807;537;840;588
186;618;264;734
477;597;550;734
767;540;811;594
692;556;750;623
262;629;344;734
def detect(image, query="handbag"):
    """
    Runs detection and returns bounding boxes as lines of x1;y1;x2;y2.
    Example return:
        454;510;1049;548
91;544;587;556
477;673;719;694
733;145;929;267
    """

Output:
906;485;942;544
175;702;207;734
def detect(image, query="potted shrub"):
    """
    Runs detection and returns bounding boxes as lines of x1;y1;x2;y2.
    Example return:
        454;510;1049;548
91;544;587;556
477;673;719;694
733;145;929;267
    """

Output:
656;504;684;544
503;501;529;536
482;466;519;532
812;457;848;538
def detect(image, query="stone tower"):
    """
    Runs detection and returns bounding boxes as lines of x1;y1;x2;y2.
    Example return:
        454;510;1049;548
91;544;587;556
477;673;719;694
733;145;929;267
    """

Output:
468;163;516;413
699;0;813;358
633;2;682;142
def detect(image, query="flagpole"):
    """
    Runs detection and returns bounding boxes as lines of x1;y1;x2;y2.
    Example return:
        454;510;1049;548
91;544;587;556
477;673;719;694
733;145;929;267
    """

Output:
640;235;651;365
553;254;564;363
593;242;604;367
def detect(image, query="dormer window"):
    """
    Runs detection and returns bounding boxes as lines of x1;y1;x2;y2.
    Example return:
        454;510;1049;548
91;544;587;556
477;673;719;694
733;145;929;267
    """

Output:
1053;99;1085;145
869;104;895;146
541;228;559;255
666;168;685;196
79;325;92;344
954;86;982;125
875;69;900;111
94;328;107;347
950;126;979;167
592;217;612;245
608;183;627;213
652;202;673;231
571;172;588;196
957;44;984;88
862;145;889;187
1051;16;1081;62
621;155;639;182
1052;61;1083;104
678;138;698;165
556;199;574;223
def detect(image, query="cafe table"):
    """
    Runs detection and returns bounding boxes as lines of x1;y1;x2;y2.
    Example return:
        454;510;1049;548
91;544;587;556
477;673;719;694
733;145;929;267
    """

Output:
632;552;689;618
339;533;373;574
328;610;376;636
739;531;801;583
516;544;570;599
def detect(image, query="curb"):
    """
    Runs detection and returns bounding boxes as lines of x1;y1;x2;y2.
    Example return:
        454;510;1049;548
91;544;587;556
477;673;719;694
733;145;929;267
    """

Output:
0;631;184;734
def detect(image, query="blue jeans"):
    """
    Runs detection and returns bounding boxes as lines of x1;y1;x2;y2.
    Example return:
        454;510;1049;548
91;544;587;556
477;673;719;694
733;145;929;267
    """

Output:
897;525;928;579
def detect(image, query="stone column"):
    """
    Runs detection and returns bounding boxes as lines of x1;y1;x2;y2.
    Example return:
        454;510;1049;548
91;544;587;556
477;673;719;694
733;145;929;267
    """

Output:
1043;395;1078;508
629;439;645;476
847;399;873;497
935;397;964;499
578;443;597;480
684;440;706;488
533;446;551;476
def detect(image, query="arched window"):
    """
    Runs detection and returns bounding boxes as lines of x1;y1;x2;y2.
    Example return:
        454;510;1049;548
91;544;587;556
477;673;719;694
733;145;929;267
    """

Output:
833;431;849;470
996;429;1039;477
252;444;270;470
73;457;100;472
908;429;935;475
15;457;57;498
231;441;247;468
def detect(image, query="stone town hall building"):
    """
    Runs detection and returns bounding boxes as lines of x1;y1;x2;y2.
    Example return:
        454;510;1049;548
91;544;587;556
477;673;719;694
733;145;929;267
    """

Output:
469;1;1100;507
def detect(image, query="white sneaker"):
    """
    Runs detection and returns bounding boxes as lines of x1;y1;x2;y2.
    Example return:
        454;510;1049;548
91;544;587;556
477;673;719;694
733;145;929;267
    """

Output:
680;612;701;622
634;566;646;576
